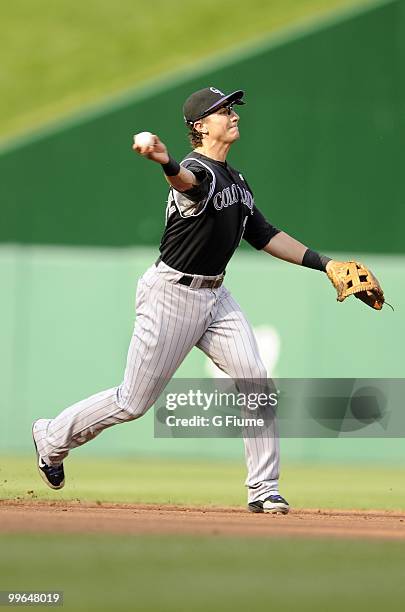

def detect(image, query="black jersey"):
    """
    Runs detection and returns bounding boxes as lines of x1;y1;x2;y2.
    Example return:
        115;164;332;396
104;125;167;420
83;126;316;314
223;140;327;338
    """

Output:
158;151;280;276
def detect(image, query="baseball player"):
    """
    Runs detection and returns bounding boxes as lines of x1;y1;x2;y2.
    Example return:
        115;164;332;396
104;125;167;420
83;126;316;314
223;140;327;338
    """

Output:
32;86;385;513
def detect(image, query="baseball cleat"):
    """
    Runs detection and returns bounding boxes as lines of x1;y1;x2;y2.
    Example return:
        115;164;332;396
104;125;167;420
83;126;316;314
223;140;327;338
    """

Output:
248;494;290;514
32;422;65;490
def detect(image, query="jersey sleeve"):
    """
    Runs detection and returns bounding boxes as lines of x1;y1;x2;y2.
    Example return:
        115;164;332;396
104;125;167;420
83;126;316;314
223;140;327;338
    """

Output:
243;205;280;250
175;160;212;204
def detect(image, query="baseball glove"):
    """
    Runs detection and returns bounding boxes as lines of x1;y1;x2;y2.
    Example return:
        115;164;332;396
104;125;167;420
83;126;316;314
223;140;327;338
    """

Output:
326;260;385;310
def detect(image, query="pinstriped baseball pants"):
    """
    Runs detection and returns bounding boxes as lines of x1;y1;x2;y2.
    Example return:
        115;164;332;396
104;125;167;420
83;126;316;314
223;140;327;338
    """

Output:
34;261;280;503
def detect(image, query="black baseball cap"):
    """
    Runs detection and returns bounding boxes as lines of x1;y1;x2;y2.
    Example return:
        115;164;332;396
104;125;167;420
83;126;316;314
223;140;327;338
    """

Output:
183;86;245;125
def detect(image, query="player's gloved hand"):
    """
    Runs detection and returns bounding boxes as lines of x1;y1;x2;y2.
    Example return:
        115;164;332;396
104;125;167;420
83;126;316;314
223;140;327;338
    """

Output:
325;260;386;310
132;134;170;165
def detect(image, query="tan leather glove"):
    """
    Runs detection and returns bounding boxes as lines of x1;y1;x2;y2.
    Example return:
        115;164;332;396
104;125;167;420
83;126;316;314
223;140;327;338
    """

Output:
326;260;385;310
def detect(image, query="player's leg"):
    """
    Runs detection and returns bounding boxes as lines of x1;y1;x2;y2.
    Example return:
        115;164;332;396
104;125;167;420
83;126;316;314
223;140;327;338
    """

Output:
34;265;216;468
196;286;288;513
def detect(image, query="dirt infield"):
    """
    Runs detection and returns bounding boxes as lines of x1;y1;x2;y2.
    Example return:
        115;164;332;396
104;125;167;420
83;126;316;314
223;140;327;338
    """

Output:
1;500;405;540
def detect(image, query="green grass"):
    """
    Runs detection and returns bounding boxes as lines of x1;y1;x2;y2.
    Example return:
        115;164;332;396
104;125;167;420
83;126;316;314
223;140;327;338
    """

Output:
2;458;405;611
1;0;371;140
1;534;405;611
1;456;405;510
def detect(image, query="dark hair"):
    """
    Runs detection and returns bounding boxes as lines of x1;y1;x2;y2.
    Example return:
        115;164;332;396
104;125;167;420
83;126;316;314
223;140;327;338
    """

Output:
188;125;203;148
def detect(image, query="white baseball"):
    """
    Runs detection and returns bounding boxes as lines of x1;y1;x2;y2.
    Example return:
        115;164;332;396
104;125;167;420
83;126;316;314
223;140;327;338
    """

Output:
133;131;155;147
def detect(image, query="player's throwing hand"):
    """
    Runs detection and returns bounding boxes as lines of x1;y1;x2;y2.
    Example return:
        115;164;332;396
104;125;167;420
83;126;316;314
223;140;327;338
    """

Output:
132;132;169;164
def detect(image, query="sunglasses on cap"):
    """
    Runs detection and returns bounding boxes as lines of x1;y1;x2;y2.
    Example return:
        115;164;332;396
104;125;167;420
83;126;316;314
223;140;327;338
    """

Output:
216;104;237;115
196;102;240;122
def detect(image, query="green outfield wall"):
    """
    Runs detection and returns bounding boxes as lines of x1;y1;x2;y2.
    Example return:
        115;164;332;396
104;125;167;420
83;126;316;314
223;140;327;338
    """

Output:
1;0;403;253
1;245;404;462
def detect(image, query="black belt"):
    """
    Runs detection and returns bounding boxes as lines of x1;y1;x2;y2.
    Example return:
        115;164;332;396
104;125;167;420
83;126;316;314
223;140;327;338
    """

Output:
178;275;223;289
155;257;224;289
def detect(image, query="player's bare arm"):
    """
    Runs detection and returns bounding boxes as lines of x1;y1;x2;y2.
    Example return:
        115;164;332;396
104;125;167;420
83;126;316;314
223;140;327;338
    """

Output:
132;133;199;192
263;231;332;272
262;231;308;265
